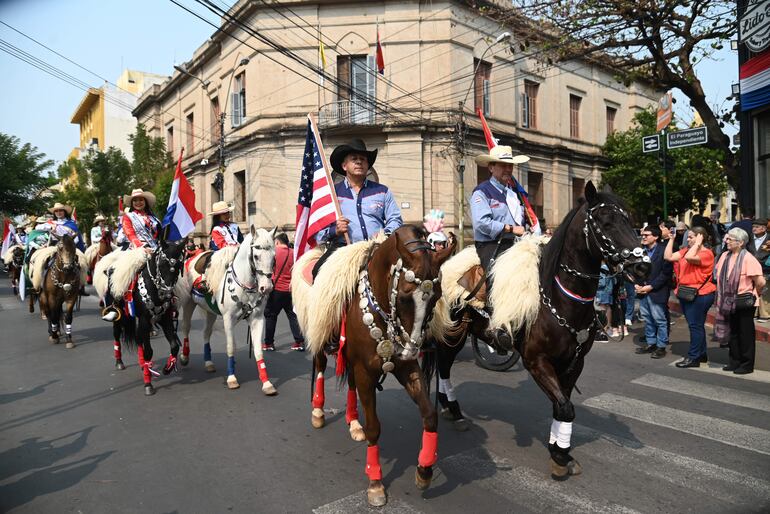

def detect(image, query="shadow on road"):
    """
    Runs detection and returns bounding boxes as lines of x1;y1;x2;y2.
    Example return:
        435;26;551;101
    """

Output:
0;379;60;405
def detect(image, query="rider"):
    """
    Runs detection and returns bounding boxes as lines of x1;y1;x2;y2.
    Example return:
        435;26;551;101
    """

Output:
39;202;86;252
209;201;243;250
90;215;107;245
424;209;449;252
470;145;539;347
122;189;160;253
313;139;403;276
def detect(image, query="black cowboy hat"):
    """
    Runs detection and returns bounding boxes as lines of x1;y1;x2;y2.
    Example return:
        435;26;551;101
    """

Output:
329;139;378;175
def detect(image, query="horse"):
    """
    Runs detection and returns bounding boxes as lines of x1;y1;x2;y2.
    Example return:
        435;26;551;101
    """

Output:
292;225;455;507
30;235;85;349
3;245;24;296
94;229;187;395
425;182;650;478
178;226;278;394
84;229;114;284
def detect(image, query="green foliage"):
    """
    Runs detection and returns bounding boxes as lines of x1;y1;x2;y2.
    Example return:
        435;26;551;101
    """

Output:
601;109;727;221
130;123;173;190
152;168;175;219
0;133;55;215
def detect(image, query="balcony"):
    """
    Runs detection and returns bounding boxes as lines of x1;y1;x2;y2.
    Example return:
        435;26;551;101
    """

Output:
318;99;376;128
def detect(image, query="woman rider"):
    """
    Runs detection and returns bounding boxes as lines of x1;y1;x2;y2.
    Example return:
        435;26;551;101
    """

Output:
40;203;88;295
122;189;160;253
209;201;243;250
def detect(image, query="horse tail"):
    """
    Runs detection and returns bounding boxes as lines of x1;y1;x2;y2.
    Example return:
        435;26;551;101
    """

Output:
421;347;437;385
120;310;137;352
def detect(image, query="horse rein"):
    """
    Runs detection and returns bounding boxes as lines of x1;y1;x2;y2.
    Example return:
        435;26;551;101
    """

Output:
50;250;80;292
224;240;273;320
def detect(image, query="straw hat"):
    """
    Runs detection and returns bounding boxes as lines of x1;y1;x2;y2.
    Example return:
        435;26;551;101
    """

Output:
329;139;378;175
48;202;73;215
123;189;156;209
93;215;106;224
474;145;530;166
36;215;48;224
211;201;234;216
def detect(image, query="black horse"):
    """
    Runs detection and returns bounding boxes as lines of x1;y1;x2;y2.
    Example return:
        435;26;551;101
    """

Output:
113;231;187;396
425;182;650;477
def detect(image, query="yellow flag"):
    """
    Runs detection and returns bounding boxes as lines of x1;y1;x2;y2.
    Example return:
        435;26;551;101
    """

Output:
319;40;327;69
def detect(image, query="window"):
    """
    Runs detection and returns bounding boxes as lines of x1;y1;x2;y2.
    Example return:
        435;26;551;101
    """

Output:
522;81;538;129
474;59;492;116
527;171;544;221
606;106;617;135
186;113;195;153
210;97;221;144
476;165;489;186
569;94;581;139
336;54;375;124
231;72;246;128
572;178;585;207
234;170;246;222
166;125;174;154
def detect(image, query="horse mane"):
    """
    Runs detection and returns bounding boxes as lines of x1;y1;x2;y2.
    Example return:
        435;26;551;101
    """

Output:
84;243;100;265
2;244;23;265
207;245;240;298
29;246;58;290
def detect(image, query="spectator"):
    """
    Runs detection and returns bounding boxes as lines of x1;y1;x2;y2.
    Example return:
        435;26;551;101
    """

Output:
673;221;688;251
262;233;305;352
749;218;768;255
665;226;716;368
731;207;755;238
710;211;726;252
634;226;673;359
756;236;770;323
714;228;766;375
596;263;616;339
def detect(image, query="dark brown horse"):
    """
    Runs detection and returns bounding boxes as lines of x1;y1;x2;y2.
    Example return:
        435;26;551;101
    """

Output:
87;228;113;284
38;234;81;349
305;225;454;507
6;246;24;296
425;182;650;478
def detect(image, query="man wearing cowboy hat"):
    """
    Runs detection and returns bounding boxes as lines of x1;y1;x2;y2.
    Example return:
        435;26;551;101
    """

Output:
90;215;107;245
209;201;243;250
39;202;85;252
122;189;160;252
313;139;402;276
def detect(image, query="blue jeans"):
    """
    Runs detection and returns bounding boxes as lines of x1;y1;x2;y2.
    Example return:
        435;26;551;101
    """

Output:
624;281;637;322
679;292;715;360
639;296;668;348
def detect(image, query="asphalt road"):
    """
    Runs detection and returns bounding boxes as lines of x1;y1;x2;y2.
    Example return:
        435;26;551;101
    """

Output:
1;276;769;513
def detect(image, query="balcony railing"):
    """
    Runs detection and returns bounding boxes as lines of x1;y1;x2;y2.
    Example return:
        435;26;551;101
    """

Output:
319;99;376;127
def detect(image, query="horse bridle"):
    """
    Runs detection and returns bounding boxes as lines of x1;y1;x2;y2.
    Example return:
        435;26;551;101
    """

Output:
224;240;273;320
140;245;180;319
50;248;80;292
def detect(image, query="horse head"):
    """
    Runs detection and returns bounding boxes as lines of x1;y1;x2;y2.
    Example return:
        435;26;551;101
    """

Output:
582;181;650;283
12;246;24;267
55;234;78;272
242;225;276;295
156;229;187;283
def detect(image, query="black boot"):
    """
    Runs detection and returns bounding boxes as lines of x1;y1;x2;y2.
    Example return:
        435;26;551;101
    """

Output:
79;286;90;296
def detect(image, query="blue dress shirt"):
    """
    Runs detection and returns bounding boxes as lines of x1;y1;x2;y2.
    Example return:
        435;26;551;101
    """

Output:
470;177;520;242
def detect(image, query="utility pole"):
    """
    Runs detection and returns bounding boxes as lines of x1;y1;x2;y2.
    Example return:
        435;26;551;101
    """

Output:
457;101;466;249
215;112;226;200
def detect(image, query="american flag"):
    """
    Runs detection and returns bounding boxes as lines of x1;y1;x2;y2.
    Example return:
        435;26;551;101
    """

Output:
294;117;338;261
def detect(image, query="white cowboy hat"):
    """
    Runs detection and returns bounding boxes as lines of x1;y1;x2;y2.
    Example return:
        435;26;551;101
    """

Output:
36;215;48;223
48;202;73;215
475;145;530;166
93;215;106;223
123;188;156;209
211;201;234;216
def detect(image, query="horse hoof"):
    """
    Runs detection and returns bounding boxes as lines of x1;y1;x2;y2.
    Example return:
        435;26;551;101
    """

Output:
440;407;455;420
311;408;325;429
262;381;277;396
144;384;155;396
415;466;433;490
65;341;75;349
226;376;240;390
150;330;158;337
349;420;366;441
453;418;470;432
115;360;126;370
366;483;387;507
204;361;216;373
550;458;582;479
48;335;59;344
179;355;189;366
41;314;47;320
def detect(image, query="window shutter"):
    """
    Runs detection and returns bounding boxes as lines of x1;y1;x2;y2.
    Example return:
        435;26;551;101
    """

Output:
483;79;490;116
231;92;242;127
521;92;528;128
367;55;376;122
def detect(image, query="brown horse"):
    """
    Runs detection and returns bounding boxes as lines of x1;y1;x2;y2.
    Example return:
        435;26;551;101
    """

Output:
296;225;454;507
85;229;114;284
4;245;24;296
38;234;81;349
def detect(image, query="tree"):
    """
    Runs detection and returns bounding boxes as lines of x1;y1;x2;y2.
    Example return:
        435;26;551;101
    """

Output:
480;1;737;186
0;133;55;215
130;124;173;190
601;109;727;220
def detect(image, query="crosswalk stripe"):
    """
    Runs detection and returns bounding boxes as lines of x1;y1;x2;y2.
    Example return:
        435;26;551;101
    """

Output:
440;447;642;514
313;490;424;514
583;393;770;456
631;373;770;412
572;424;770;506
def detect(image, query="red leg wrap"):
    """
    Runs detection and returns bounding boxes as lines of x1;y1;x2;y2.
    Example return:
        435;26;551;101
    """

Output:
312;374;325;409
113;341;122;360
138;347;151;384
182;337;190;357
256;359;269;383
366;445;382;481
418;431;438;468
345;388;359;424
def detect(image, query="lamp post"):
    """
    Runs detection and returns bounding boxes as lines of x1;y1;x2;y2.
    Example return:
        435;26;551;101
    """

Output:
215;57;250;201
455;32;511;249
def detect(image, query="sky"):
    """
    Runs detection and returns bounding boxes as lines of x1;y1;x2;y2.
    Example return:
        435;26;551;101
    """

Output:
0;0;738;170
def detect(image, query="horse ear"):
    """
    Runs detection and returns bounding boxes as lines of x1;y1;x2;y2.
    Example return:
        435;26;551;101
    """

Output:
249;224;256;237
270;226;278;238
585;181;598;205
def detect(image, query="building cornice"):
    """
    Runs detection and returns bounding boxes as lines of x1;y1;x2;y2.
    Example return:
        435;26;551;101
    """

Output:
71;88;102;124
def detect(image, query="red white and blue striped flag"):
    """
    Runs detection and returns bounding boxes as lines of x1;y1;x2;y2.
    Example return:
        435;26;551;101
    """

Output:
740;51;770;111
1;218;15;259
294;115;339;261
162;149;203;240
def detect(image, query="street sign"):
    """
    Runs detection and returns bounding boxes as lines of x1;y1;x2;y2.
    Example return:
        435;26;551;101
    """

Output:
656;93;673;131
740;0;770;53
667;126;708;149
642;135;660;153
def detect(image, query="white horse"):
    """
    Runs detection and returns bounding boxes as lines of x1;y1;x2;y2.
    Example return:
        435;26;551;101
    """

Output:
179;226;278;394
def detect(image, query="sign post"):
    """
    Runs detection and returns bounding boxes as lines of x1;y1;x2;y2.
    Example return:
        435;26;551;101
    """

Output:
661;129;668;219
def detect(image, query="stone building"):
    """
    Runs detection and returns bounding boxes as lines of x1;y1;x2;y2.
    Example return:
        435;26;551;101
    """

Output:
133;0;658;242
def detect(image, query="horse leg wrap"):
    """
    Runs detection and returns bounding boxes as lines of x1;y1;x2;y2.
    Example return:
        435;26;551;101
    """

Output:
256;359;268;383
312;373;325;409
113;342;122;360
418;431;438;468
65;324;72;335
438;378;456;402
366;445;382;481
227;356;236;376
345;388;359;424
549;443;574;467
203;342;212;362
182;337;190;358
164;354;177;374
50;323;59;334
549;420;573;449
138;347;151;384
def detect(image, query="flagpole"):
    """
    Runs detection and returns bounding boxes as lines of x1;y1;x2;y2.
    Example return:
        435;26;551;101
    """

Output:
307;113;351;245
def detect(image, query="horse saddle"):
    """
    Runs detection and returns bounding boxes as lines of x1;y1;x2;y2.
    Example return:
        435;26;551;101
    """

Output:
300;256;321;286
457;265;488;305
187;250;214;293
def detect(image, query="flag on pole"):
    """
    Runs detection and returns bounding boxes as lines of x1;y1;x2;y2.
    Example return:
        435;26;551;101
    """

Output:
294;115;340;261
1;218;15;258
162;149;203;239
478;109;499;149
376;29;385;75
319;39;327;69
71;206;77;222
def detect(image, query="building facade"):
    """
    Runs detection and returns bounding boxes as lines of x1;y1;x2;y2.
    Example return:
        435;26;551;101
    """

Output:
133;0;658;241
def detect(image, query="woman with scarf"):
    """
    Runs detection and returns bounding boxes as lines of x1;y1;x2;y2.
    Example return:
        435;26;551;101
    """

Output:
209;201;243;250
122;189;160;253
714;228;765;375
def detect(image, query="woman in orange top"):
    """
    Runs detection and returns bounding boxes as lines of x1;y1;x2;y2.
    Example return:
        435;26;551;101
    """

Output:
665;226;716;368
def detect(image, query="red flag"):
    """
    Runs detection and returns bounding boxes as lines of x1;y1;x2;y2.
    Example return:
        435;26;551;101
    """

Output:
376;29;385;75
294;115;341;261
478;109;497;150
1;218;15;258
118;196;123;215
71;206;77;222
